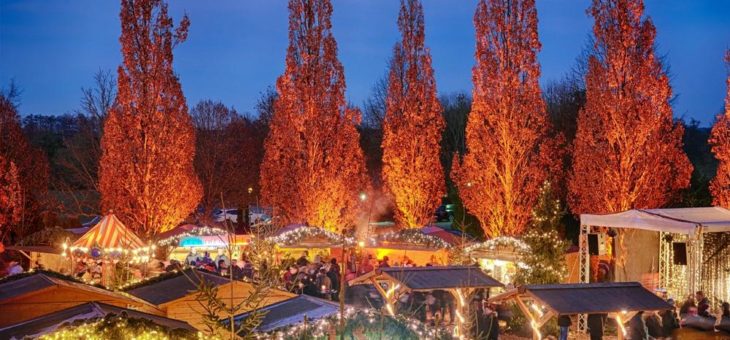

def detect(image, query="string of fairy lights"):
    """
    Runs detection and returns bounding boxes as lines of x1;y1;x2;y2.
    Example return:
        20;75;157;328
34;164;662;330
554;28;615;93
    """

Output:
256;306;445;340
373;229;453;249
156;226;227;246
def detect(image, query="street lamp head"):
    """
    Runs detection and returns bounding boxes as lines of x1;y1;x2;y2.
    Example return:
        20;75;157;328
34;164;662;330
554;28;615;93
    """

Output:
359;192;367;202
247;187;253;194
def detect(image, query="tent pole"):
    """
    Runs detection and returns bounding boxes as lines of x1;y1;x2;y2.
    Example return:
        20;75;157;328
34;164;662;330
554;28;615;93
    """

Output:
578;223;590;333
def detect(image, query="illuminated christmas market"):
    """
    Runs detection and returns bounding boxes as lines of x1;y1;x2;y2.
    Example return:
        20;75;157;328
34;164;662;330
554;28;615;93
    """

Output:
1;0;729;339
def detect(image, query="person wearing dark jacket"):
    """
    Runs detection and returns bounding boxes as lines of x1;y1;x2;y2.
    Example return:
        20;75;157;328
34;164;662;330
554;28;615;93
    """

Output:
588;314;605;340
628;311;648;340
661;299;679;338
558;315;571;340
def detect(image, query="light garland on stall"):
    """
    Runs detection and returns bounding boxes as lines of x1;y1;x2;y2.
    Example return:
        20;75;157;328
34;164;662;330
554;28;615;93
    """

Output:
266;226;356;247
156;226;227;246
255;306;446;340
374;229;452;249
463;236;530;254
61;242;156;264
39;315;208;340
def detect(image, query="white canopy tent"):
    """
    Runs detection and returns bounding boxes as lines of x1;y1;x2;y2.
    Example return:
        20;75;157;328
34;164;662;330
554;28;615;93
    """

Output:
580;207;730;234
577;207;730;332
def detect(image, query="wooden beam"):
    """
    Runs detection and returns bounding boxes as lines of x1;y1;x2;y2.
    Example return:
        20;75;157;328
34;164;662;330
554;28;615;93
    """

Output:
537;310;554;327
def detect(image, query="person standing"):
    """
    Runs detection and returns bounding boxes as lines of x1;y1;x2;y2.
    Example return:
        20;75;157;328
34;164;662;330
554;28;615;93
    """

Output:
661;299;679;338
587;314;605;340
628;311;648;340
696;291;711;318
558;315;571;340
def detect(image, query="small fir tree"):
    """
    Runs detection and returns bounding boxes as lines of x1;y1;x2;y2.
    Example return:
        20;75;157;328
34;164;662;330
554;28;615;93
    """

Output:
513;181;568;285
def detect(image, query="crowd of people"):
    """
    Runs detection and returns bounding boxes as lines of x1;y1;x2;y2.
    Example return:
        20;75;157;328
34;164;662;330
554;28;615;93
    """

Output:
181;249;255;279
581;291;730;340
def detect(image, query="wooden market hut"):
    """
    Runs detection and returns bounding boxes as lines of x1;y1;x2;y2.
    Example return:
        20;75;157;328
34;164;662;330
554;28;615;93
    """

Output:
349;266;503;338
364;228;454;266
487;282;672;340
267;224;354;262
123;269;295;331
0;271;162;328
0;301;195;340
224;294;339;334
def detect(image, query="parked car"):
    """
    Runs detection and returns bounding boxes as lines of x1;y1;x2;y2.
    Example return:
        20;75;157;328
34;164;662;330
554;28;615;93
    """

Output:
435;203;455;222
213;208;239;223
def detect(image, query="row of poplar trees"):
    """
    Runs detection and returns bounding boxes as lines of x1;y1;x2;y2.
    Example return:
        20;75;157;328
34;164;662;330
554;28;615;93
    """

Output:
260;0;730;240
3;0;729;241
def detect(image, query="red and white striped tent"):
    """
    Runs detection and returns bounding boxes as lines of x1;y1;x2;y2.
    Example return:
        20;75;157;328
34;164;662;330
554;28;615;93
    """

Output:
71;214;146;251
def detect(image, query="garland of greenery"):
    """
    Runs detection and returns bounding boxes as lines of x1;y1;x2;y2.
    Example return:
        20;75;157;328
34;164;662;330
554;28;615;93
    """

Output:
156;226;227;246
262;307;452;340
462;236;531;254
39;313;204;340
0;268;85;285
266;226;356;247
375;229;452;250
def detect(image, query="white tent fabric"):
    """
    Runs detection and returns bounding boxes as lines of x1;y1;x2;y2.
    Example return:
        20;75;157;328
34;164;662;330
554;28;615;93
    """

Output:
580;207;730;234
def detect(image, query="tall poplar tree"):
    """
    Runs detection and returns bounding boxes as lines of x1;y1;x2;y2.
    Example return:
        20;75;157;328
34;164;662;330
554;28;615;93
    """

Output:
569;0;692;215
0;155;22;242
99;0;201;237
381;0;445;228
260;0;367;231
451;0;553;238
709;51;730;208
0;92;49;239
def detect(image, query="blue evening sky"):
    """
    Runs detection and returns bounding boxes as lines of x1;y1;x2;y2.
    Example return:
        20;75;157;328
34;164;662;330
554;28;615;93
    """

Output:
1;1;728;125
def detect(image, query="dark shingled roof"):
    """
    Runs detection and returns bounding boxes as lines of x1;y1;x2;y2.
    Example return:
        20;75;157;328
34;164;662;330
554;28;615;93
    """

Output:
0;302;195;339
523;282;672;315
0;271;137;306
125;269;229;305
227;295;339;333
380;266;503;290
0;274;56;302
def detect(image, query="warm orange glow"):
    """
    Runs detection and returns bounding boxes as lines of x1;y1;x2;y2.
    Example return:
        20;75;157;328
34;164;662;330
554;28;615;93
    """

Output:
381;0;445;228
569;0;692;215
260;0;368;231
0;94;49;239
99;0;201;237
451;0;554;237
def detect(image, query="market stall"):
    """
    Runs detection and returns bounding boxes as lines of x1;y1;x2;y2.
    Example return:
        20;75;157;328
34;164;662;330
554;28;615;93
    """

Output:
349;265;503;338
364;229;452;266
155;224;249;264
266;224;355;263
464;236;531;285
487;282;672;340
64;213;153;286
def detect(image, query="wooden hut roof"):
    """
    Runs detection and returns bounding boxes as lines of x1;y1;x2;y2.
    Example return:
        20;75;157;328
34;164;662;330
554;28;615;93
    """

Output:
351;266;503;291
226;295;339;333
0;271;144;306
490;282;672;315
0;302;194;339
124;269;229;306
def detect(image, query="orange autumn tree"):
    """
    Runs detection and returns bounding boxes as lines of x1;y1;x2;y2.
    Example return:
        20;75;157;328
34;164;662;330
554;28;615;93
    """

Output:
0;91;49;239
709;51;730;208
381;0;445;228
451;0;552;238
569;0;692;215
260;0;367;231
99;0;201;237
0;155;22;241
